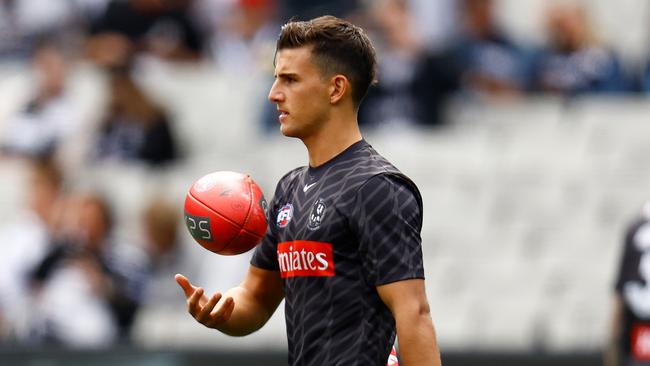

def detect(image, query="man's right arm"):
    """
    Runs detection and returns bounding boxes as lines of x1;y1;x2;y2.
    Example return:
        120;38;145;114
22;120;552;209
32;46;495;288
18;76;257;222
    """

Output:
175;265;284;336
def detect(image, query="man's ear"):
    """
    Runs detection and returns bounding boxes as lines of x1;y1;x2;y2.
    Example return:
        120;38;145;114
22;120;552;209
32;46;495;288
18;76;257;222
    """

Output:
329;75;349;104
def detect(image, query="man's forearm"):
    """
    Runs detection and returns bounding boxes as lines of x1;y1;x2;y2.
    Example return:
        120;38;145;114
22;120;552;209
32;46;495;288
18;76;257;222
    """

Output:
396;311;442;366
214;286;275;336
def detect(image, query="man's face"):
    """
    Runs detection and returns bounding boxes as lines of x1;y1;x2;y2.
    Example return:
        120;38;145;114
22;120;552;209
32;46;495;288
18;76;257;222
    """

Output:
268;46;332;139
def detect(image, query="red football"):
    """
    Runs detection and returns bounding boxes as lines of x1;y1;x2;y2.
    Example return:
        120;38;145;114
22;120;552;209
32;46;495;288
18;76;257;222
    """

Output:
184;171;268;255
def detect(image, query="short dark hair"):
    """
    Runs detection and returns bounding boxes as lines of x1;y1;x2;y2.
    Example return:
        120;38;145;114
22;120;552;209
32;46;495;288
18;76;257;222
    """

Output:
276;15;377;108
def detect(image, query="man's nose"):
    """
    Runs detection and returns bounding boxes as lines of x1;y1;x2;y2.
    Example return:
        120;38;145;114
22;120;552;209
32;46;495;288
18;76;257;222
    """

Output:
268;81;283;103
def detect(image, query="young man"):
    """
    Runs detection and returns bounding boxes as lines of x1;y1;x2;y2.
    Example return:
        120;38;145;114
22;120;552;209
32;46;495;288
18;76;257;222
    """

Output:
176;15;441;365
608;201;650;366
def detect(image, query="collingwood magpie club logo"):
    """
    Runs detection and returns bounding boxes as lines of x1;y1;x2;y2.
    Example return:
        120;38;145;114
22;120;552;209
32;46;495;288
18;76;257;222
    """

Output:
277;203;293;228
307;198;327;231
259;197;268;216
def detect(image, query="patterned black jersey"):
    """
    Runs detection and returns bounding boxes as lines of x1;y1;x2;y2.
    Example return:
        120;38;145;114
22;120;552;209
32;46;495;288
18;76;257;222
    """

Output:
251;140;425;366
615;208;650;362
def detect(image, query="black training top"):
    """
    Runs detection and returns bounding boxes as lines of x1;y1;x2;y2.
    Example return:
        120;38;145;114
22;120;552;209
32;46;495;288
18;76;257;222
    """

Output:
252;140;425;366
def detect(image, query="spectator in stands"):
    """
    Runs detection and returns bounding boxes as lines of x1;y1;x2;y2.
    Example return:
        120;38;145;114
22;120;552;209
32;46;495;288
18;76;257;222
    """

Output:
449;0;528;101
0;40;82;159
94;67;178;167
86;0;205;67
531;3;628;95
28;192;144;346
139;198;191;304
129;196;202;344
408;0;458;52
0;0;85;60
358;0;459;128
447;0;528;100
207;0;279;73
0;158;65;342
636;49;650;92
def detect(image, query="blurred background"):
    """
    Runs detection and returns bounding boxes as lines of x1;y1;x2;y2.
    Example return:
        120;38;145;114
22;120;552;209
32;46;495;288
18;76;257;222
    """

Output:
0;0;649;365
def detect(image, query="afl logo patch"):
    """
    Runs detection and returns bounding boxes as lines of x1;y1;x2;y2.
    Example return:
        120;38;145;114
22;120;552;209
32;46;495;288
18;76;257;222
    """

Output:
307;198;326;231
277;203;293;228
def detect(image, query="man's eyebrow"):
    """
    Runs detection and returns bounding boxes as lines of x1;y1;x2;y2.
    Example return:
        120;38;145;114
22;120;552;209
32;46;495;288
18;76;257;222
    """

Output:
275;72;299;78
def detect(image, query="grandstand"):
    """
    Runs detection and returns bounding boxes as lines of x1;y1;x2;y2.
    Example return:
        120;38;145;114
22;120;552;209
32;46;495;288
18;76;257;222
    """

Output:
2;58;649;354
1;0;650;365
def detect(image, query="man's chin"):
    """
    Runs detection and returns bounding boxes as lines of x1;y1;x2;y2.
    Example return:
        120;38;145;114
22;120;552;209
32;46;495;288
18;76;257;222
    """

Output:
280;125;301;138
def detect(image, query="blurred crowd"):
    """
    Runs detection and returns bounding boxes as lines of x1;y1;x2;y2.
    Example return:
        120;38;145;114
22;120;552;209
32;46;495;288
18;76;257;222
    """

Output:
1;0;647;159
0;0;647;349
0;157;190;346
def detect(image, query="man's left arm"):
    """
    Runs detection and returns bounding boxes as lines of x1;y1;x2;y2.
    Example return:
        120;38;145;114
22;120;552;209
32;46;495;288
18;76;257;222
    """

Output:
377;279;441;366
352;174;441;364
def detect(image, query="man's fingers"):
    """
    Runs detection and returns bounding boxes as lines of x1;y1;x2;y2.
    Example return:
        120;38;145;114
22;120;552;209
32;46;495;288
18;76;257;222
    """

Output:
187;287;205;317
220;297;235;321
176;274;232;329
175;274;197;298
207;297;235;327
197;293;222;323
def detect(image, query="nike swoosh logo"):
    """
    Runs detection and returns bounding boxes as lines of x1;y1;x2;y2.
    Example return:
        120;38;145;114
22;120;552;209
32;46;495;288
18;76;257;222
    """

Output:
303;182;317;193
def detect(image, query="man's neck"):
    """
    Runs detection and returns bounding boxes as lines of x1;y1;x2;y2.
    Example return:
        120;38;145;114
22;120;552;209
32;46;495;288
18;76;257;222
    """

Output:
303;116;362;168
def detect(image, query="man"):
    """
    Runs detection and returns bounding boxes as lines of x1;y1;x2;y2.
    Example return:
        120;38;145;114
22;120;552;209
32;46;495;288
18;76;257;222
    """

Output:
608;202;650;366
176;15;441;365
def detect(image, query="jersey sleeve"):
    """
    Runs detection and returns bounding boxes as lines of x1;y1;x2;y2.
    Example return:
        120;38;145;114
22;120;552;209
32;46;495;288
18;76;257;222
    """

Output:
350;174;425;286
